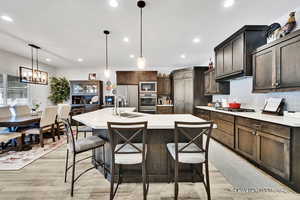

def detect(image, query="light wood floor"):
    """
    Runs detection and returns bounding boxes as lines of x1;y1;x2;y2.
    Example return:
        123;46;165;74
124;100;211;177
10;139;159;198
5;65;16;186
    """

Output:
0;142;300;200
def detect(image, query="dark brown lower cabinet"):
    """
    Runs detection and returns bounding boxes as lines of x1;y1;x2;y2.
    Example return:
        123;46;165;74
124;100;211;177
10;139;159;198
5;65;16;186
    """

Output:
211;112;234;148
256;131;290;180
235;121;290;181
156;106;174;114
235;125;257;161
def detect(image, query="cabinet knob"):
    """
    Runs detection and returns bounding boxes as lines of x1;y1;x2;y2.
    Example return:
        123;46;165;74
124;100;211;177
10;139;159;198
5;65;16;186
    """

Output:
252;131;256;135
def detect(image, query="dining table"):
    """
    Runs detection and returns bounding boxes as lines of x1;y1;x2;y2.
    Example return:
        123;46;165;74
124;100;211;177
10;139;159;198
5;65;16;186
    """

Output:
0;113;41;151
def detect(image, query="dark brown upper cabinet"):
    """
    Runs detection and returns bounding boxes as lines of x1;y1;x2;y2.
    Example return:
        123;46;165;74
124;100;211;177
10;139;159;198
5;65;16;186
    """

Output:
204;68;230;95
157;75;171;96
215;25;268;80
253;29;300;93
116;71;157;85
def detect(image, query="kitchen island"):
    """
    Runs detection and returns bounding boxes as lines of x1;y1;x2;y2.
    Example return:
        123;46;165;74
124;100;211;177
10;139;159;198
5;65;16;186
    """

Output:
73;107;211;183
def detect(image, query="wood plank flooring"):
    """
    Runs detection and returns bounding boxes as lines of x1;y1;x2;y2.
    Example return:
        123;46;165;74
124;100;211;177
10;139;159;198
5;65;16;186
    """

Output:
0;137;300;199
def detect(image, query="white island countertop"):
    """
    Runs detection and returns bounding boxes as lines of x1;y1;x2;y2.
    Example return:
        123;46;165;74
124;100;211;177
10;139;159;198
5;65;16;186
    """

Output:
73;107;209;129
196;106;300;127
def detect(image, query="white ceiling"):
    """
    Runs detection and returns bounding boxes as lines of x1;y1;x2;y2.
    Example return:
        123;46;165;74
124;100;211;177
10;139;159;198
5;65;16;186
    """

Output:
0;0;299;70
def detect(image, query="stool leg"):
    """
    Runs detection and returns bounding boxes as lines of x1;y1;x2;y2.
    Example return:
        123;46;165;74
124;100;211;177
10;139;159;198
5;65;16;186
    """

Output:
174;160;179;200
110;163;115;200
71;153;76;197
84;131;86;138
142;161;146;200
64;149;69;183
40;132;44;148
102;145;107;178
205;161;211;200
76;124;79;140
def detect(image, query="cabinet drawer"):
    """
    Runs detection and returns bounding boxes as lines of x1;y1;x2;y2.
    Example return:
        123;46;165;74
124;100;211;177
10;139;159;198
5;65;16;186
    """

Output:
212;129;234;148
157;106;174;114
236;117;290;139
211;111;234;123
214;119;234;136
194;109;210;120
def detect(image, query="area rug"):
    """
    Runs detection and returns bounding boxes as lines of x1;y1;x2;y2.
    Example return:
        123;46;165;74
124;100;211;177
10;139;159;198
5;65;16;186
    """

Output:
0;136;67;171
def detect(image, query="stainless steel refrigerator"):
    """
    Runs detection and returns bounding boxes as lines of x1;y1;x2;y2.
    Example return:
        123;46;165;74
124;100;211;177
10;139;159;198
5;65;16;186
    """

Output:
116;85;139;110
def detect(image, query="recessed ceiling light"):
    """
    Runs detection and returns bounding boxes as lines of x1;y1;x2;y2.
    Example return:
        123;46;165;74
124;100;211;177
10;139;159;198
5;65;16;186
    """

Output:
1;15;13;23
77;58;83;62
193;37;200;43
224;0;235;8
46;58;51;62
129;54;135;58
123;37;129;43
109;0;119;8
180;54;186;59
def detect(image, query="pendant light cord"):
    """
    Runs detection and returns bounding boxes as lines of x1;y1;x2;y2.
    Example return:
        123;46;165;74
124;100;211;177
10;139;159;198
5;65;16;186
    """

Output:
106;34;108;70
31;47;34;71
140;7;143;57
36;48;39;71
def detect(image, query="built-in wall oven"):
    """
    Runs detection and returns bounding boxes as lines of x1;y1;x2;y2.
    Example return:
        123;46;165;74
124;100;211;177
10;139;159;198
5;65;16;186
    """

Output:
139;82;157;93
139;93;157;113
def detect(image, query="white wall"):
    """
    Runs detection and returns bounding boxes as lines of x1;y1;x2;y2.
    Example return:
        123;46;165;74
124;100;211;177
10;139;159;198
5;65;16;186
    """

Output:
0;49;57;110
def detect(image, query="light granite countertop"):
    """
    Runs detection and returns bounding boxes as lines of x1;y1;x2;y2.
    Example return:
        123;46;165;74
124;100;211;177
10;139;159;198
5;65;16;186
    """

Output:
73;107;209;129
196;106;300;127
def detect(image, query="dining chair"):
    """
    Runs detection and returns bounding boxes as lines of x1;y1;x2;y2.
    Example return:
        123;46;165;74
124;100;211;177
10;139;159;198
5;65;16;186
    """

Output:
57;104;71;137
0;128;23;152
166;121;213;200
62;119;106;197
107;121;149;200
24;106;58;147
0;106;12;119
13;105;31;116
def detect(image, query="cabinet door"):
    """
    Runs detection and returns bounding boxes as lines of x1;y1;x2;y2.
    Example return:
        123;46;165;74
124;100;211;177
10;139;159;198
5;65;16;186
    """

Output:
257;131;290;180
204;72;211;95
184;78;193;114
235;125;257;161
174;79;185;114
164;78;171;95
216;49;224;77
276;37;300;88
223;42;233;75
253;48;276;91
210;69;218;94
232;34;244;72
157;77;163;95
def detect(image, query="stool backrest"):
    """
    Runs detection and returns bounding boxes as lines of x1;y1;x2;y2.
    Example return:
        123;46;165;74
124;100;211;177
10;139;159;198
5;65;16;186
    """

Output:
0;106;12;119
62;119;76;152
58;104;71;120
107;121;148;160
40;106;58;128
174;121;213;161
14;105;31;116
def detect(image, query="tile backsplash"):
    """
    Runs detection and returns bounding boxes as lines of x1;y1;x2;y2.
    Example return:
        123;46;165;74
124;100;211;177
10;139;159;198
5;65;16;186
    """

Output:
213;77;300;112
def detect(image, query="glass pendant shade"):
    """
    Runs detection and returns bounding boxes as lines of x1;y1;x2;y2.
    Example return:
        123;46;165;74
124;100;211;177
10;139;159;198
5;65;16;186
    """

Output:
104;69;110;78
137;56;146;69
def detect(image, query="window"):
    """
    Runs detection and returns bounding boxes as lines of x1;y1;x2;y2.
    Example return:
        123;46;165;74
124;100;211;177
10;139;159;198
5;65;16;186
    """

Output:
0;74;4;105
0;74;29;105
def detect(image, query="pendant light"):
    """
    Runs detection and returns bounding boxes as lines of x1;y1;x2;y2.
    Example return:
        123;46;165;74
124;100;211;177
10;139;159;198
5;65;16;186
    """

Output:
137;0;146;69
104;30;111;78
19;44;48;85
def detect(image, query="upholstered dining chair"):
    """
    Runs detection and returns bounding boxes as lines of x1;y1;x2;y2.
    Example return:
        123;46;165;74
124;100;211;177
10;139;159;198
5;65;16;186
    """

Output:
13;105;31;116
24;106;58;147
167;121;214;200
62;119;106;197
107;121;149;200
0;128;23;152
0;106;12;119
57;104;71;137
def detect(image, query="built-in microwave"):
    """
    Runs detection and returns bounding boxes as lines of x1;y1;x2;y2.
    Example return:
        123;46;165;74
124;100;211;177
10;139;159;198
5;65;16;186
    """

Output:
139;82;157;93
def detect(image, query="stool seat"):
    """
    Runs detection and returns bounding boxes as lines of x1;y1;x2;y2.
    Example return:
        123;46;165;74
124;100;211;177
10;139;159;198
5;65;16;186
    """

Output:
115;143;146;165
69;136;105;153
167;143;205;164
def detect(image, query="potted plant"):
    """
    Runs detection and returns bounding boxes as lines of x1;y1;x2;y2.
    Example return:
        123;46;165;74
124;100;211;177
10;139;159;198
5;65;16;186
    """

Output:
48;77;70;104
